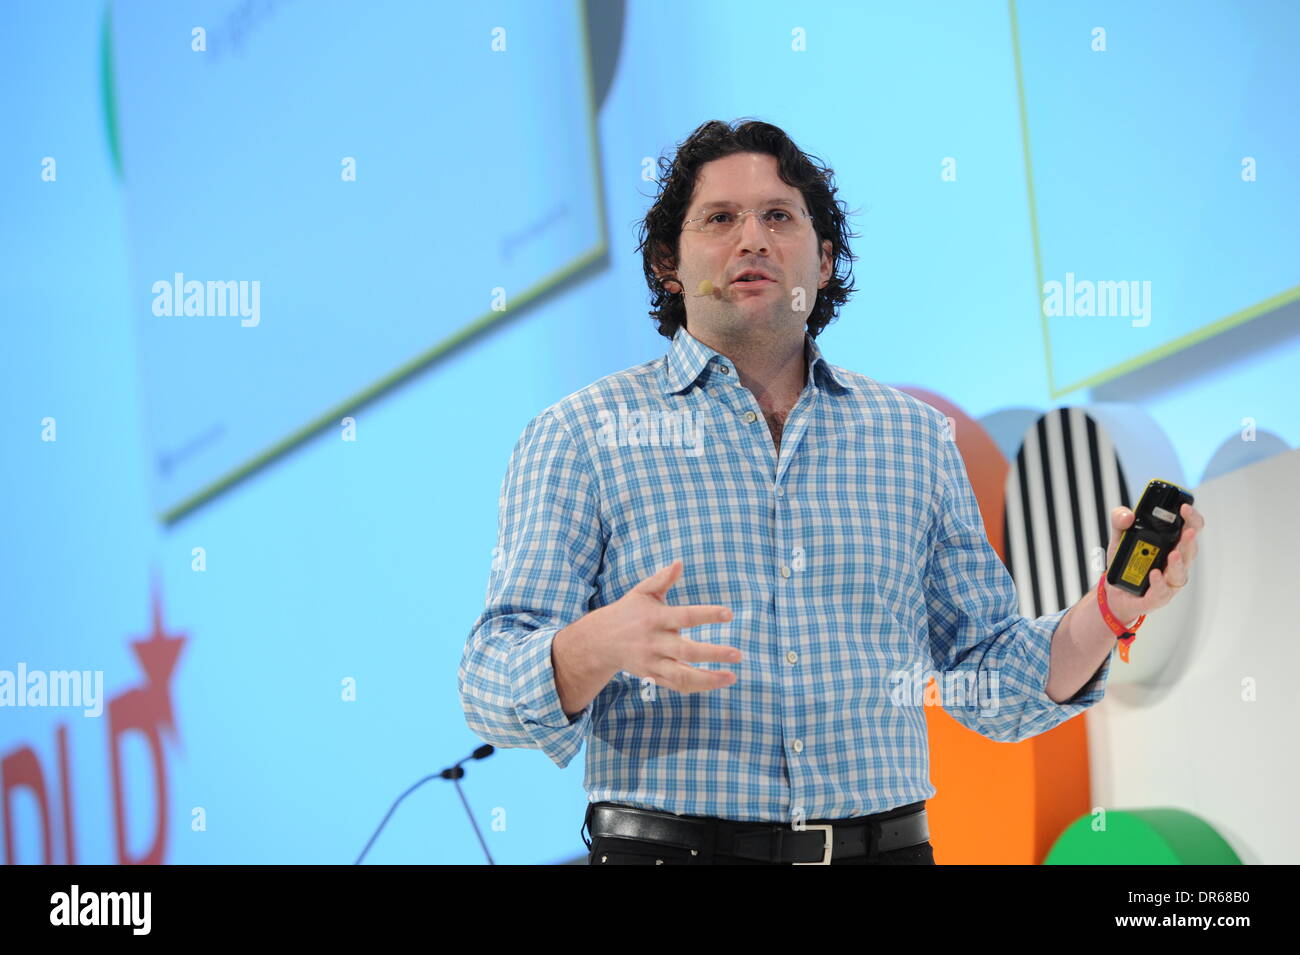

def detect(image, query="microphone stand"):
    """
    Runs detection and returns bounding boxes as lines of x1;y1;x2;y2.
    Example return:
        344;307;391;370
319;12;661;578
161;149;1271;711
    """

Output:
355;744;496;864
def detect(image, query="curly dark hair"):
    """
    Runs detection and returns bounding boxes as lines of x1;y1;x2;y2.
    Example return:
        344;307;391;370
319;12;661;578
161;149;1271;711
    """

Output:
635;119;858;341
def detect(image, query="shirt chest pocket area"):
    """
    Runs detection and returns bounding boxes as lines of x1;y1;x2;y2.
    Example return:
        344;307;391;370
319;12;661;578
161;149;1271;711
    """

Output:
796;428;930;613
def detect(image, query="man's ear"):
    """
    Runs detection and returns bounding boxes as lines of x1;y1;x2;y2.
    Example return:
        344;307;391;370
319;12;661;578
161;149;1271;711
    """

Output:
818;239;833;289
654;249;682;294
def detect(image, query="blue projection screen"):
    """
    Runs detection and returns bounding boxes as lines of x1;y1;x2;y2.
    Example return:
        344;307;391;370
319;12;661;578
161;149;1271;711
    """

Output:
110;0;605;521
1014;0;1300;394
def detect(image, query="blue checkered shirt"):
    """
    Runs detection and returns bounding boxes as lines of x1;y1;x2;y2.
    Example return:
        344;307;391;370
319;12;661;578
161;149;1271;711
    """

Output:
459;326;1111;822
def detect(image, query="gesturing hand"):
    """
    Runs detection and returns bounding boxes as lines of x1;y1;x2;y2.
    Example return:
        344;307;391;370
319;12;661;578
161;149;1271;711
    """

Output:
588;559;741;694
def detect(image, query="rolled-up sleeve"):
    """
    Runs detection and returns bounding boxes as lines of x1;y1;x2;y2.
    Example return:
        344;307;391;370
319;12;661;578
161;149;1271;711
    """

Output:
458;409;606;768
921;420;1112;744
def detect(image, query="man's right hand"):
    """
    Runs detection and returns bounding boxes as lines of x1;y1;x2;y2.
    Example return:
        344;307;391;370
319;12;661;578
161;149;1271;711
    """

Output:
594;559;741;692
552;560;740;715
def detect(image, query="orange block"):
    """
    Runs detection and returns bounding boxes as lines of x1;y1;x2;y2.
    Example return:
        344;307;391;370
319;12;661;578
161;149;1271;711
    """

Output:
898;387;1093;864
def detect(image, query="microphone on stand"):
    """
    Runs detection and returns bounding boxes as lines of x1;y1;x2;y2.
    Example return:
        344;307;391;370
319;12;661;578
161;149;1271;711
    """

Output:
441;745;496;865
355;744;497;865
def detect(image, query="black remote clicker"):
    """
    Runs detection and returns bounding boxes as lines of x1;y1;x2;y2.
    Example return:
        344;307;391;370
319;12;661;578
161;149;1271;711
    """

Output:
1106;479;1195;597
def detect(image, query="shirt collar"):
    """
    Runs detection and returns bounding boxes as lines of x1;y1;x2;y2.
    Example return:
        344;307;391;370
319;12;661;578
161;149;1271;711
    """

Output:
659;325;854;396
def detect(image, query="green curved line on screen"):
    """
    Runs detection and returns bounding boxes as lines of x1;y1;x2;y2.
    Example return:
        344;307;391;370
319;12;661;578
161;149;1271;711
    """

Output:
158;243;607;525
1008;0;1052;397
1054;285;1300;395
100;1;123;180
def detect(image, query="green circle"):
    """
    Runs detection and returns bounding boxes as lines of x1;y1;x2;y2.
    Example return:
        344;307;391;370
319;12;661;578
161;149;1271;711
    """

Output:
1045;808;1241;864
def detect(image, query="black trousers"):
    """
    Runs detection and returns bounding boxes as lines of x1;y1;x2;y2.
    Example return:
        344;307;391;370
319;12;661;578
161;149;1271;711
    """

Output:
583;800;936;865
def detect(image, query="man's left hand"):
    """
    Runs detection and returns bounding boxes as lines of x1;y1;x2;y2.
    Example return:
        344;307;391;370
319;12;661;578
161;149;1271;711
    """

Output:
1103;502;1205;623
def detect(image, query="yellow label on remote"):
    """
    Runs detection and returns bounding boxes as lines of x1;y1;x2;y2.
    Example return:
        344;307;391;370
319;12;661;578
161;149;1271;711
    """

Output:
1121;541;1161;586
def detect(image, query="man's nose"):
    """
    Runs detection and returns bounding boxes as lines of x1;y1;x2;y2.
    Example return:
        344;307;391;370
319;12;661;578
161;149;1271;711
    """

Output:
735;211;771;254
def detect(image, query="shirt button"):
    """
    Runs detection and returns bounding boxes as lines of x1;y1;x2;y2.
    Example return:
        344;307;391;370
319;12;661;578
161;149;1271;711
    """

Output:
786;650;798;665
780;564;791;578
744;411;758;423
719;364;730;375
793;739;804;754
775;486;784;497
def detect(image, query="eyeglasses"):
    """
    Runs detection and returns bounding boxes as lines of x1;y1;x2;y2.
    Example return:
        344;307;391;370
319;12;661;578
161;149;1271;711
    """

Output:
681;206;813;238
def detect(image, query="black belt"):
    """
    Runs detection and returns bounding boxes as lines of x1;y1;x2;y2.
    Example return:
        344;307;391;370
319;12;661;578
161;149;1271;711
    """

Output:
587;801;929;864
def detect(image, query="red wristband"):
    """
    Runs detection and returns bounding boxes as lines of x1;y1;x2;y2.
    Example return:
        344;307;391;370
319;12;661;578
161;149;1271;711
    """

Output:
1096;572;1145;662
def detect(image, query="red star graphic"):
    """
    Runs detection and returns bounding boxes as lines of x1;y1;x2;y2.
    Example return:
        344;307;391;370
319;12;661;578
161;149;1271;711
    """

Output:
129;568;186;740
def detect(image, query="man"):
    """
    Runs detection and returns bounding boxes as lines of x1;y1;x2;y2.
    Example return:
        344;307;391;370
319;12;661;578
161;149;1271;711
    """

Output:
458;119;1204;865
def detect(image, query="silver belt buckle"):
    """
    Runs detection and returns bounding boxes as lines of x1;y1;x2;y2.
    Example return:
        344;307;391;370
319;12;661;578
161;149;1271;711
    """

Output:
791;823;833;865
